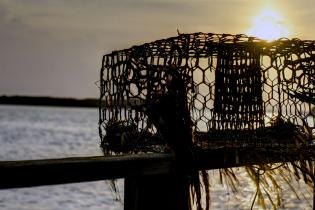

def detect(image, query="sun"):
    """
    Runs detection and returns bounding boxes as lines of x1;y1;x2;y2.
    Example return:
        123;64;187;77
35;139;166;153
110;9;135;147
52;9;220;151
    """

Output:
247;8;290;41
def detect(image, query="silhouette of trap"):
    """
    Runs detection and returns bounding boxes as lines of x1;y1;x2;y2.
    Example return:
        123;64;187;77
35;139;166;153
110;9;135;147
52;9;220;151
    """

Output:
99;33;315;154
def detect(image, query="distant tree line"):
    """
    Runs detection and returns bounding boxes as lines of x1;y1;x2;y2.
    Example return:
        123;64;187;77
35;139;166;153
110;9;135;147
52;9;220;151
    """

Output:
2;95;314;114
0;95;99;108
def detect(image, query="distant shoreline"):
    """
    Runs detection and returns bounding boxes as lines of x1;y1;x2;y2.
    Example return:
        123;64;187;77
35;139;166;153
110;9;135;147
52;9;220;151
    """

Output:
2;95;313;114
0;95;99;108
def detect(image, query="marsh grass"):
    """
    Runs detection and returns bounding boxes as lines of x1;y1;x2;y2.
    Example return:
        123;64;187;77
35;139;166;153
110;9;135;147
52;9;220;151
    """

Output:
217;161;314;210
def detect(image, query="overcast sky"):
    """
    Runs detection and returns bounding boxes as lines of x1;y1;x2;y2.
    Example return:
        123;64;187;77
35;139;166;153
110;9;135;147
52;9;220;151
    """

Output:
1;0;315;98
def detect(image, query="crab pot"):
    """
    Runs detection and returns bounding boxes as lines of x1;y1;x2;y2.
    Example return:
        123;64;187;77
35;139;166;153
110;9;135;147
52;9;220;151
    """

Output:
99;33;315;153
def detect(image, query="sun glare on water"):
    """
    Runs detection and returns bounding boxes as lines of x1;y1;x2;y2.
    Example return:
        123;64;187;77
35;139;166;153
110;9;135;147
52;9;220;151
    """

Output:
247;8;290;41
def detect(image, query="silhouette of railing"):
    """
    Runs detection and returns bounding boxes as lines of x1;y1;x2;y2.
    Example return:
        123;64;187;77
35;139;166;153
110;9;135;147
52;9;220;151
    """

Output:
0;149;314;209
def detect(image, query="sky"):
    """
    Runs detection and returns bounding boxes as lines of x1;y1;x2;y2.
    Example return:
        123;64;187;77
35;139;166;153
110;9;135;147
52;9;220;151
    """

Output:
1;0;315;99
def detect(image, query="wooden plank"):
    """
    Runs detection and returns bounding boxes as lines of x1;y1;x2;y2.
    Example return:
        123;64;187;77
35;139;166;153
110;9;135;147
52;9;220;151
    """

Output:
0;147;314;189
197;147;315;170
0;153;173;189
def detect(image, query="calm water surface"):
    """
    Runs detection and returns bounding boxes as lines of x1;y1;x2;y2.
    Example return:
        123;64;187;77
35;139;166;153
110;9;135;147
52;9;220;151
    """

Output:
0;105;313;209
0;105;123;210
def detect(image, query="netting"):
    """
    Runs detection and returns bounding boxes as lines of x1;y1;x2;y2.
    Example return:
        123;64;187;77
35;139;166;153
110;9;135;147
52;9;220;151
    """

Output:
99;33;315;154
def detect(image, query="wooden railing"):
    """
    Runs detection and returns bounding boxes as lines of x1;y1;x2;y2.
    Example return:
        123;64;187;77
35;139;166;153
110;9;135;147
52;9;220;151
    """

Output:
1;148;314;209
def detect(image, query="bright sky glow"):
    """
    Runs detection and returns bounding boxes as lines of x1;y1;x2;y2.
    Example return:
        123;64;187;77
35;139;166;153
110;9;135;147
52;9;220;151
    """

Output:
247;8;290;41
0;1;313;98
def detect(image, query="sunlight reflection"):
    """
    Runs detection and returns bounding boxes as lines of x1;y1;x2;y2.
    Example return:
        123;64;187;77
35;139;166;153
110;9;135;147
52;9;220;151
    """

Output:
247;7;290;41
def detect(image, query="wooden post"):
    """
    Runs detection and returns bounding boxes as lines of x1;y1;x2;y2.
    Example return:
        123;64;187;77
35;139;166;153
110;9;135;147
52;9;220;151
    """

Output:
124;173;190;210
130;64;194;210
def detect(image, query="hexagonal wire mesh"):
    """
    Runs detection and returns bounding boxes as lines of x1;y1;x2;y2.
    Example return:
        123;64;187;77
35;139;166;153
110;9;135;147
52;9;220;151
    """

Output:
99;33;315;154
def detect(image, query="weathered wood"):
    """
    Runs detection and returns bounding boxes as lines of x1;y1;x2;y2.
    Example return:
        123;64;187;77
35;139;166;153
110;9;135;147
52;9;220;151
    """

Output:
199;147;315;172
0;153;172;189
124;174;188;210
0;147;314;190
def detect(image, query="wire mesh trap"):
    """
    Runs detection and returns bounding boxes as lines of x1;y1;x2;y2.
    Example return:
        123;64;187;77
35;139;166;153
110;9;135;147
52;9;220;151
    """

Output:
99;32;315;154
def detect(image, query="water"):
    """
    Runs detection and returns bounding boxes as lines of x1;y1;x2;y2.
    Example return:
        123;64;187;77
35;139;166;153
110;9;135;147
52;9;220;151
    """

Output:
0;105;313;209
0;105;123;210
